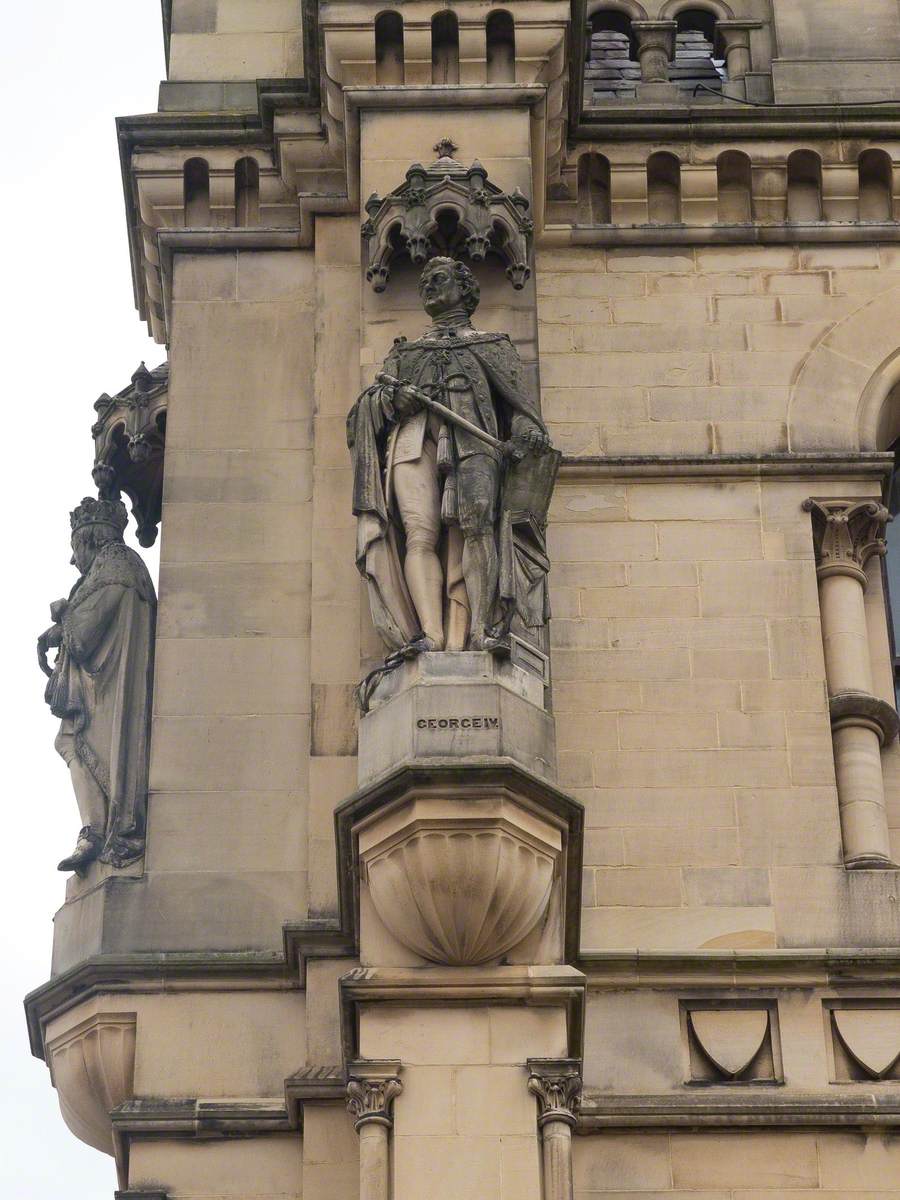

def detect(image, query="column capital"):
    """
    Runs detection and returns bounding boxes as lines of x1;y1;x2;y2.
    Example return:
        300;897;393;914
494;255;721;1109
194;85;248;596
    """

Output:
716;19;762;45
346;1061;403;1129
803;498;889;584
527;1058;583;1128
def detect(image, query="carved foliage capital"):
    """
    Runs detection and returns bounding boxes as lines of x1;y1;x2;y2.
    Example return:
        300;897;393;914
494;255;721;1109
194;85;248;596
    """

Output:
803;498;889;583
346;1066;403;1129
527;1058;583;1128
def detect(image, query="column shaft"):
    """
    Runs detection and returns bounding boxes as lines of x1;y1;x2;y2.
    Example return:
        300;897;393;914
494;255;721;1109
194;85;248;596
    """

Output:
358;1119;390;1200
819;573;874;695
541;1118;574;1200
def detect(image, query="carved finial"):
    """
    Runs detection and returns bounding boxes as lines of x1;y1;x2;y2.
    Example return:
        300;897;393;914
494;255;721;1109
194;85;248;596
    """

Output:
131;362;154;394
802;498;890;584
346;1065;403;1129
527;1059;583;1128
433;137;459;159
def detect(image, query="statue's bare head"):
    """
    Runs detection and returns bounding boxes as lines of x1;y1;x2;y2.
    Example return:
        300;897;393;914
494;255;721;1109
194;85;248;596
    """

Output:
419;257;480;318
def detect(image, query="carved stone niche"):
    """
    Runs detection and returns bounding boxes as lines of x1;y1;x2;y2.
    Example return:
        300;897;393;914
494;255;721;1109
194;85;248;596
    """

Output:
362;142;534;292
336;760;583;968
45;1010;136;1155
92;362;168;547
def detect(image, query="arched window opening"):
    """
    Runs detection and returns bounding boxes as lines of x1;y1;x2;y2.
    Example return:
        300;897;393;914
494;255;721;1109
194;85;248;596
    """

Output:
577;153;612;224
716;150;752;223
647;152;681;224
584;10;639;103
859;149;893;222
375;11;404;84
672;8;726;97
432;11;460;84
787;150;823;222
234;157;260;227
486;10;515;83
184;157;211;226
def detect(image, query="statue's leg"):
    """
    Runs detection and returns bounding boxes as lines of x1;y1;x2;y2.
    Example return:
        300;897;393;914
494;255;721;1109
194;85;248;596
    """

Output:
444;525;470;650
54;723;106;871
392;441;445;649
457;455;499;650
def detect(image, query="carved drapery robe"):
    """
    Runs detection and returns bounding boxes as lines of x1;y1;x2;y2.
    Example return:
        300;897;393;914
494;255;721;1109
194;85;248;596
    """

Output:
44;542;156;866
347;324;549;651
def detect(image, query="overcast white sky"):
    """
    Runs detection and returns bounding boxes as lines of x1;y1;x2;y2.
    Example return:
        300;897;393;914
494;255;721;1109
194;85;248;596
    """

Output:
0;4;165;1194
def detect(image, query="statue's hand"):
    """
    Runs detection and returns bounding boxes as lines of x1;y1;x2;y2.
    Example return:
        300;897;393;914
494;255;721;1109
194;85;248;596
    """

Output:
392;384;424;420
49;598;68;622
37;624;62;677
518;425;552;455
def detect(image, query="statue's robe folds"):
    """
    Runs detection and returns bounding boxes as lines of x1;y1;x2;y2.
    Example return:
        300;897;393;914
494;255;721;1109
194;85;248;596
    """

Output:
347;326;549;651
45;541;156;866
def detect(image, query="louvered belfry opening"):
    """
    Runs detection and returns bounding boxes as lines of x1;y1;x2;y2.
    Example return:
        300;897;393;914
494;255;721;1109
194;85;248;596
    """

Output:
583;10;639;103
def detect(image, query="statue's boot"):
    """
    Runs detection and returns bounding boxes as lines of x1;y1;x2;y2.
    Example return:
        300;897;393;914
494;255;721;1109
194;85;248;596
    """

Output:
58;826;102;873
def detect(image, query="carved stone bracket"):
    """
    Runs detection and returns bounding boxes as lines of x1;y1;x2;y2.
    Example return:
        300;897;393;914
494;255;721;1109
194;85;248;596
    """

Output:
346;1061;403;1129
802;498;889;585
527;1058;583;1128
363;143;533;292
92;362;168;547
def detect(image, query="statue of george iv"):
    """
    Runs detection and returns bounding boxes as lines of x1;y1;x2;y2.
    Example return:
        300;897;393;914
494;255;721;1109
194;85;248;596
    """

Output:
348;257;558;665
38;497;156;873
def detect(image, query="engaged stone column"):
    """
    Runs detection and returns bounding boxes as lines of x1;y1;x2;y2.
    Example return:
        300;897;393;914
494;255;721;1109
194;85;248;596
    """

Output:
716;21;757;82
346;1062;403;1200
804;499;898;868
528;1059;583;1200
632;21;677;92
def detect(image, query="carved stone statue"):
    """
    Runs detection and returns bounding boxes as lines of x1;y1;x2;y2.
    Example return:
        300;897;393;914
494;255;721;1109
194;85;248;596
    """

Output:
38;497;157;872
348;257;557;657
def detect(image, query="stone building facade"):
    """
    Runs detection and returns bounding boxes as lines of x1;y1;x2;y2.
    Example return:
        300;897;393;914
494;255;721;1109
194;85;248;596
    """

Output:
25;1;900;1197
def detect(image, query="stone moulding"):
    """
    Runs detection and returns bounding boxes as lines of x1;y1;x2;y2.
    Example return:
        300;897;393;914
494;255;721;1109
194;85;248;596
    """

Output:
24;951;296;1061
335;761;584;966
338;964;587;1065
362;149;533;291
577;1092;900;1129
830;691;900;746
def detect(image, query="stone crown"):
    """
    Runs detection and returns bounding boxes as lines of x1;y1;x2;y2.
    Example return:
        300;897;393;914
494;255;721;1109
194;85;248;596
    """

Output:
70;496;128;536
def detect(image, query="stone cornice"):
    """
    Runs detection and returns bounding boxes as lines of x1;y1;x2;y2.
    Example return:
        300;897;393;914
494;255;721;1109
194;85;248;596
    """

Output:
577;1091;900;1130
111;1097;293;1137
559;453;894;483
540;222;900;248
572;106;900;141
578;949;900;988
24;951;296;1061
339;965;587;1064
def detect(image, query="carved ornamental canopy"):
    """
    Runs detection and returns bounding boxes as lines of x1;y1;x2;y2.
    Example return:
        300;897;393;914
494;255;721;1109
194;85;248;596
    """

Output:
362;140;534;292
92;362;168;548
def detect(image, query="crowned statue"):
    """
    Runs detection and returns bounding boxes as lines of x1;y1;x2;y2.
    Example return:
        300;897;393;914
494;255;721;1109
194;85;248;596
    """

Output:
38;497;157;872
348;257;558;661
